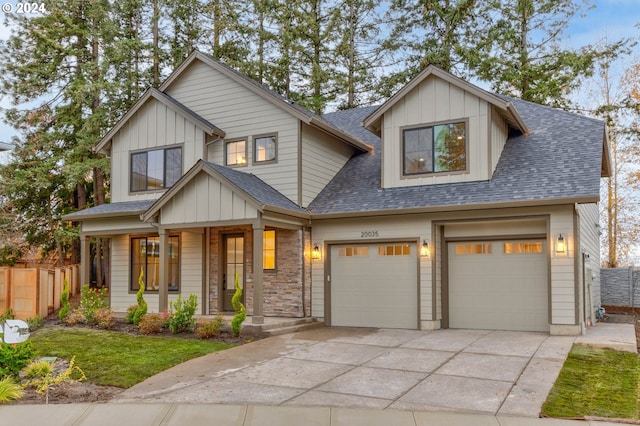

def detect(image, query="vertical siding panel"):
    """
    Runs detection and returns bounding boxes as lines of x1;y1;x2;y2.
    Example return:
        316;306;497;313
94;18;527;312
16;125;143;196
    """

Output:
434;80;450;122
220;185;233;220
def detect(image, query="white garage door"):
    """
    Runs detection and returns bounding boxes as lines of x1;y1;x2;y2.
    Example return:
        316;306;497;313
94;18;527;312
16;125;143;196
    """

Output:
448;240;548;332
330;242;418;329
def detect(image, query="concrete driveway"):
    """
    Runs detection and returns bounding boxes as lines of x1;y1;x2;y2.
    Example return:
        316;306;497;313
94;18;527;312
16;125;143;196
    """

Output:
114;327;575;417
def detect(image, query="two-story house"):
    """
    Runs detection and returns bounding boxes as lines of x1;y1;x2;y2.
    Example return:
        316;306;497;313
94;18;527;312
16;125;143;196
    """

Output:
66;51;609;335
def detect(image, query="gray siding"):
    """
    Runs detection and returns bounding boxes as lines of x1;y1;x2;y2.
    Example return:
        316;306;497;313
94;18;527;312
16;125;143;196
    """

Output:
166;60;300;203
111;99;206;203
301;124;354;207
577;203;601;318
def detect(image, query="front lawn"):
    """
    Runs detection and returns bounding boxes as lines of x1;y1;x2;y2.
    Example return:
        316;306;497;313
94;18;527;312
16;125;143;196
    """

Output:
541;345;640;420
29;326;234;388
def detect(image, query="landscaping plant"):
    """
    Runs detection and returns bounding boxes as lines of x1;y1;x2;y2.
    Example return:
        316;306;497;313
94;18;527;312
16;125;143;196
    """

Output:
0;341;35;379
125;304;138;324
58;280;70;321
79;284;108;324
23;356;86;404
231;273;246;337
196;313;226;339
138;313;168;335
133;267;147;325
0;308;14;322
26;315;44;331
168;294;198;333
0;377;23;403
94;308;115;330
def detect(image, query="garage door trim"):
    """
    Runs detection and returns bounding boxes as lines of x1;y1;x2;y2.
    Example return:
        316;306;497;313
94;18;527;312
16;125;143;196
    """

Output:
324;238;421;328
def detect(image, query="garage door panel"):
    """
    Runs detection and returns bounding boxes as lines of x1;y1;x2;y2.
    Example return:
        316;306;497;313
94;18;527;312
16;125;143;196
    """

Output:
331;243;417;329
448;240;548;332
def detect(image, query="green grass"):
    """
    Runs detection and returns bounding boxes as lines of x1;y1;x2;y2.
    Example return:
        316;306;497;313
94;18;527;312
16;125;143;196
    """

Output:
542;345;640;419
29;326;234;388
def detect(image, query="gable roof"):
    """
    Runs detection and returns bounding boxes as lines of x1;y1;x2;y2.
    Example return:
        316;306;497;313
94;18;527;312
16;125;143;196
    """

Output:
160;50;372;153
141;160;308;222
94;88;225;154
362;65;529;136
310;97;606;217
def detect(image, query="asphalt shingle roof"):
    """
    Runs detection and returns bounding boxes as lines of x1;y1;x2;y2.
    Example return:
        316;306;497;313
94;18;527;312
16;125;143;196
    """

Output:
64;199;155;220
204;161;307;213
309;98;605;215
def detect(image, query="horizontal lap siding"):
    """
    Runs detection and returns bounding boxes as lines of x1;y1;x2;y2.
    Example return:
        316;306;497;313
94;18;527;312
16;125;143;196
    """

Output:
301;124;354;207
578;203;601;314
550;206;577;325
173;231;204;313
111;100;205;203
110;235;132;312
167;60;299;204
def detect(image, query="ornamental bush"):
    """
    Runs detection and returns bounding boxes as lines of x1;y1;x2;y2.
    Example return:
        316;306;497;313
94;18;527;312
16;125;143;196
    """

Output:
79;284;108;324
231;273;246;337
94;308;115;330
196;313;225;339
168;294;198;334
125;305;138;324
138;313;168;335
58;280;70;321
0;341;35;379
133;268;147;326
0;377;23;403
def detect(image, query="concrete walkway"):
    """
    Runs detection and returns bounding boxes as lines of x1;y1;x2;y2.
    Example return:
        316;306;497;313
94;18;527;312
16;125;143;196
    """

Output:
0;321;635;426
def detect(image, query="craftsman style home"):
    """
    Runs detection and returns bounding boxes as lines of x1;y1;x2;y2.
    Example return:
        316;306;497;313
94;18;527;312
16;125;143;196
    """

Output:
66;51;609;335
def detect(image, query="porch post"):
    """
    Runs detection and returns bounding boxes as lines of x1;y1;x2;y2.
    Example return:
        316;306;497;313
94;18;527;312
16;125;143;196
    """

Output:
80;234;91;285
159;229;169;313
252;224;264;324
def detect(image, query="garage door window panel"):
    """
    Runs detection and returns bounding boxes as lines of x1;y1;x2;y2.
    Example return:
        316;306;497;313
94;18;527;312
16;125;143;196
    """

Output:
504;242;543;254
378;244;411;256
454;243;492;255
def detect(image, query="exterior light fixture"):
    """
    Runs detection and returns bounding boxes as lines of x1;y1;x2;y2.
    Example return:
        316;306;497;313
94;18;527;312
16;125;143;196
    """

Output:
421;240;430;257
312;243;321;260
556;234;566;254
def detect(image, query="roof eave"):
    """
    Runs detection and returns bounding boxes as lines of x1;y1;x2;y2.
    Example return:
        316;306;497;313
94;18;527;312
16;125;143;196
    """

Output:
64;209;148;222
309;196;599;220
309;117;372;153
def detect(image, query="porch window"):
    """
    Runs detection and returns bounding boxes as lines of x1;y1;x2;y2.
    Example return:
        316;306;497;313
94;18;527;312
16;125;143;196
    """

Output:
226;139;247;166
130;146;182;192
131;235;180;292
263;229;276;270
403;121;466;175
254;135;276;163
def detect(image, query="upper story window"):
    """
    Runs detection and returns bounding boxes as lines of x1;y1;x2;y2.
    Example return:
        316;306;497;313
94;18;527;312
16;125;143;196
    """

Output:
226;139;247;166
254;135;277;163
403;121;466;176
131;147;182;192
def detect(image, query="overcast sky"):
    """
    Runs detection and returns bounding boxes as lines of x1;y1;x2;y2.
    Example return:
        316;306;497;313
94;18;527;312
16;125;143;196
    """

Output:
0;0;638;161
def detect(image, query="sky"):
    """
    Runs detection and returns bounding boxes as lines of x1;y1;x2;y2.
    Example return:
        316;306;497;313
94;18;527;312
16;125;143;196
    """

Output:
0;0;638;162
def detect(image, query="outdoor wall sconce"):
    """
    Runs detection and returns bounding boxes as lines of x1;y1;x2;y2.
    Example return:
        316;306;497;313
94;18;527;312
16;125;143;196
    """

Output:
312;243;321;260
420;240;431;257
556;234;566;254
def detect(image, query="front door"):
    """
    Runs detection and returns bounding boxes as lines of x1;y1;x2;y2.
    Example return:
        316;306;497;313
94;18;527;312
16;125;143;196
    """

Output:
222;234;244;311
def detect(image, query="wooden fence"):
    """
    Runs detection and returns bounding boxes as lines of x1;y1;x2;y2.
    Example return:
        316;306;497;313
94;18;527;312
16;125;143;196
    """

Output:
0;265;80;319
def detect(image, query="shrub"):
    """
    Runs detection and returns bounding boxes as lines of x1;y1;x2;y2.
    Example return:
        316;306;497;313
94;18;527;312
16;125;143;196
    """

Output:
231;273;246;337
138;313;168;335
133;268;147;326
79;284;108;324
0;377;23;403
0;308;14;322
94;308;115;330
22;359;52;379
23;356;86;404
125;305;138;324
196;313;225;339
63;310;86;325
26;315;44;331
58;280;70;321
0;341;35;379
168;294;198;334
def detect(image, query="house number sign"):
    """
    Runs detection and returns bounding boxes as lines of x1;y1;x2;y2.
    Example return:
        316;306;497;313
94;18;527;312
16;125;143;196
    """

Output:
360;231;379;238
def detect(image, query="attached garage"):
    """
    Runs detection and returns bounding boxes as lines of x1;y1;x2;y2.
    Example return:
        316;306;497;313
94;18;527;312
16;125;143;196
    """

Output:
447;240;549;332
329;242;418;329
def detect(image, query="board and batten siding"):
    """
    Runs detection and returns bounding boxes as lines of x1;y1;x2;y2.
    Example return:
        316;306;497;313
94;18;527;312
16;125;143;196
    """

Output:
111;98;206;203
578;203;602;315
490;106;509;175
301;124;354;207
166;60;300;203
158;172;259;226
110;232;205;313
381;75;492;188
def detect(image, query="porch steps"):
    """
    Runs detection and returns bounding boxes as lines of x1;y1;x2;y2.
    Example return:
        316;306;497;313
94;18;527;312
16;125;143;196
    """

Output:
257;318;324;336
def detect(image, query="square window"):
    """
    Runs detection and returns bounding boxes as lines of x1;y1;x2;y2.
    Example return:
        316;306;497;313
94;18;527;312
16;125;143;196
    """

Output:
226;140;247;166
255;135;276;163
130;147;182;192
403;122;466;175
